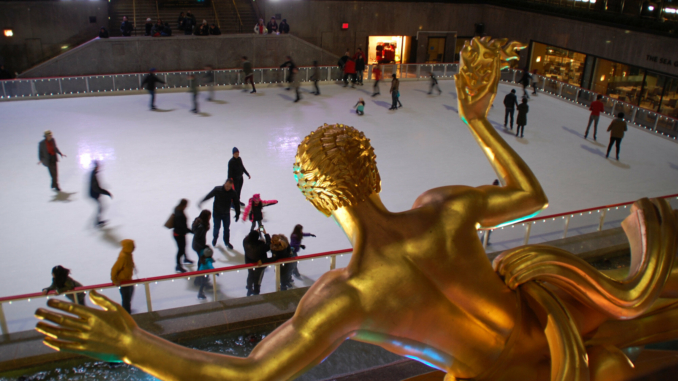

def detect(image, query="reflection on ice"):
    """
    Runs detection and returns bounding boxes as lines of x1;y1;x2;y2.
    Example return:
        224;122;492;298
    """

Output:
78;141;116;169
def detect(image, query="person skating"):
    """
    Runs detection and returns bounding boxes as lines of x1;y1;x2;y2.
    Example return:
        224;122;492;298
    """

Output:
270;234;293;290
187;74;199;113
242;194;278;231
516;98;529;138
389;74;400;110
111;239;136;314
531;69;539;95
42;265;85;305
89;161;112;227
196;247;215;300
227;147;250;204
354;98;365;115
191;209;211;258
141;68;165;110
242;57;256;93
289;224;316;280
199;179;240;250
518;69;532;98
343;58;356;88
372;65;382;97
204;65;215;101
310;61;320;95
428;72;442;95
292;67;302;102
280;56;296;90
605;112;628;160
243;227;273;296
171;199;193;273
354;48;366;85
37;130;66;191
584;94;605;140
503;89;518;130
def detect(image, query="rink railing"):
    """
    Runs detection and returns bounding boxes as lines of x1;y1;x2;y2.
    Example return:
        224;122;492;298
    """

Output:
500;68;678;140
0;193;676;335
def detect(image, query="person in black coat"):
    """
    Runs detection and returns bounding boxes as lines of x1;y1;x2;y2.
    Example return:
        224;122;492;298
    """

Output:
141;68;165;110
227;147;250;204
270;234;293;290
120;16;133;37
279;19;290;34
243;228;274;296
191;209;211;257
89;161;112;227
198;179;241;249
516;98;529;138
503;89;518;130
209;24;221;35
99;27;109;38
145;18;153;36
279;56;296;89
177;12;185;30
518;69;532;98
162;23;172;36
38;130;66;191
266;17;278;34
173;199;193;273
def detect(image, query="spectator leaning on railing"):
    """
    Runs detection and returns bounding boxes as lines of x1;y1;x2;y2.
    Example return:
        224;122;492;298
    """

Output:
209;24;221;35
120;16;133;36
145;18;153;36
98;27;109;39
267;17;278;34
254;18;267;34
279;19;290;34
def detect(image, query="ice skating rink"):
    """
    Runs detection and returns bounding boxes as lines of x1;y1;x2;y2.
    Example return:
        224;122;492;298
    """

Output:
1;80;677;331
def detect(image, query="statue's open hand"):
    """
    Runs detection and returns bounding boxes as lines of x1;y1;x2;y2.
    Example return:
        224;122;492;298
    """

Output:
35;290;138;363
455;37;525;122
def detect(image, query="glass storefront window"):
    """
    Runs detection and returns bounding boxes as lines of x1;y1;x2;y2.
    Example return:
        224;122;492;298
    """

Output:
660;79;678;118
638;72;666;112
368;36;407;65
529;42;586;87
592;58;645;105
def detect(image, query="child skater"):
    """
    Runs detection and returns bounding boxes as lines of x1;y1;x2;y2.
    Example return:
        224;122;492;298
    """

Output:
428;72;442;95
196;247;214;300
243;193;278;231
354;98;365;116
289;224;316;279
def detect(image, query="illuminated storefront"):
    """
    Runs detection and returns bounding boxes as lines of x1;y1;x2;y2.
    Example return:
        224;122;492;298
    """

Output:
530;42;587;87
367;36;411;64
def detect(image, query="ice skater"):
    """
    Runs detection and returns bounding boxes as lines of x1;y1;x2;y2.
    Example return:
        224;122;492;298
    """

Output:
516;98;529;138
503;89;518;130
389;74;400;110
354;98;365;115
242;194;278;231
42;265;85;305
89;161;112;227
518;69;532;99
111;239;136;314
290;224;316;280
228;147;250;204
37;130;66;191
292;67;302;102
310;61;320;95
372;65;382;97
171;199;193;273
188;74;199;113
204;65;215;101
354;48;365;85
428;72;442;95
196;247;214;300
605;112;627;160
343;57;356;88
141;68;165;110
191;209;211;258
585;94;605;140
243;227;273;296
531;69;539;95
280;56;296;90
199;179;240;250
242;56;256;94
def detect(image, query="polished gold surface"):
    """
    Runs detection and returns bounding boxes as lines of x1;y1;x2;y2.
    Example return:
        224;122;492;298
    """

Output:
35;37;678;381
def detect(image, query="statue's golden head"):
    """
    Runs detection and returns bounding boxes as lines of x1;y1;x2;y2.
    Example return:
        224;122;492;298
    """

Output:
294;124;381;216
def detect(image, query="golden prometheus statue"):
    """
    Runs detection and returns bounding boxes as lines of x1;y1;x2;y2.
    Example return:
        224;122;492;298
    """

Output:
35;37;678;381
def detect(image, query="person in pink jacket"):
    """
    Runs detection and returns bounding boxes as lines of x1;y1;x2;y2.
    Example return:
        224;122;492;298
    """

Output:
242;194;278;231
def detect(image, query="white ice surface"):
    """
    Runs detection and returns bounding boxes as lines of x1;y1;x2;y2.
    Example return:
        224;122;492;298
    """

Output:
1;80;677;332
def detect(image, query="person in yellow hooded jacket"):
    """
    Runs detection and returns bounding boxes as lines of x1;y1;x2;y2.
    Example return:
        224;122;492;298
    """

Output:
111;239;136;313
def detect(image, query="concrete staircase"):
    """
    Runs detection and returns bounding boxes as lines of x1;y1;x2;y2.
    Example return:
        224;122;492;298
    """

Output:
108;0;256;36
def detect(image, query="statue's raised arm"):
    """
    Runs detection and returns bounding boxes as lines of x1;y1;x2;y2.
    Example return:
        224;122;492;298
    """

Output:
456;37;548;228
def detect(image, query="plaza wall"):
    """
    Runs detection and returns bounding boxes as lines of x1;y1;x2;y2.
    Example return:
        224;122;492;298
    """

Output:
260;1;678;77
0;1;109;75
19;34;340;78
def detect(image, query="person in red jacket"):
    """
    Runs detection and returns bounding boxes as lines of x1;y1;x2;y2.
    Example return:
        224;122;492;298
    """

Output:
372;65;382;97
343;58;356;88
585;94;605;140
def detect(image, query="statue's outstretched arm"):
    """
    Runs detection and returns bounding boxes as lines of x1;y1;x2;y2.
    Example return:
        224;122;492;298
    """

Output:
35;275;363;381
455;37;547;227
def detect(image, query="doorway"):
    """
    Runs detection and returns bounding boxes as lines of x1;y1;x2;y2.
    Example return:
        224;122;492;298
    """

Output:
427;37;445;63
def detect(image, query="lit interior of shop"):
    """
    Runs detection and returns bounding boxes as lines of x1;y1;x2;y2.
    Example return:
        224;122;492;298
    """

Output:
367;36;410;64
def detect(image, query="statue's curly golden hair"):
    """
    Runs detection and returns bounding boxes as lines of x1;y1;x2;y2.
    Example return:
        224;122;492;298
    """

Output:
294;124;381;216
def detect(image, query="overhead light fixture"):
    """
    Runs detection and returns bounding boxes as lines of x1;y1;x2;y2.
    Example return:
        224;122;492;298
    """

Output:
3;29;13;37
536;56;542;63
